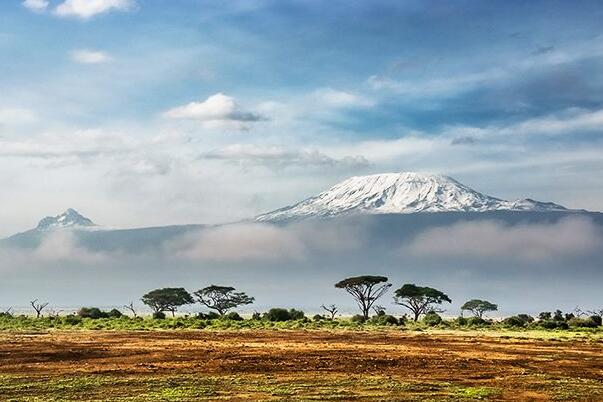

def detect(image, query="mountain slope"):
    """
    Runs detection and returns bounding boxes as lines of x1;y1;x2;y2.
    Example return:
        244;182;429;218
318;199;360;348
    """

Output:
256;172;568;222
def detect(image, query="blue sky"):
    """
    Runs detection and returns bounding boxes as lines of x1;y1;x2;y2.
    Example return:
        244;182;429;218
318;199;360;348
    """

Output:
1;0;603;235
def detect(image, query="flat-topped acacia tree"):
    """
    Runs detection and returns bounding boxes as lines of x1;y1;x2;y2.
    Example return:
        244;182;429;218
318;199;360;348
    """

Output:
335;276;391;320
194;285;255;316
141;288;194;317
461;299;498;318
394;284;452;321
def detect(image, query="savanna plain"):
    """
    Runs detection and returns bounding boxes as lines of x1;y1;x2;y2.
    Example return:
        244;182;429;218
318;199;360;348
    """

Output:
0;323;602;401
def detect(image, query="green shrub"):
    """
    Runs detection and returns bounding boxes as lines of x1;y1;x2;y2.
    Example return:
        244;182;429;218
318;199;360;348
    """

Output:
466;316;489;327
77;307;123;319
368;314;399;326
152;311;166;320
454;317;467;326
350;314;366;323
568;317;599;328
423;312;442;326
263;308;305;322
539;319;568;329
312;314;325;321
263;308;291;322
62;315;82;325
503;316;526;328
516;314;534;324
197;311;220;320
503;314;533;328
590;315;602;326
77;307;104;319
224;312;243;321
288;309;306;320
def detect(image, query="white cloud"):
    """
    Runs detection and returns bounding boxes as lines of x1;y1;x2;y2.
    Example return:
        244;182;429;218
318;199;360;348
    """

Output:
163;93;264;130
22;0;49;12
312;88;375;108
404;217;602;261
55;0;135;19
71;49;112;64
503;108;603;136
202;144;369;170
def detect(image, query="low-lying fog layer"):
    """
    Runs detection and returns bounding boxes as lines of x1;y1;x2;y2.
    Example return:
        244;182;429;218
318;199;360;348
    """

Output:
1;212;602;315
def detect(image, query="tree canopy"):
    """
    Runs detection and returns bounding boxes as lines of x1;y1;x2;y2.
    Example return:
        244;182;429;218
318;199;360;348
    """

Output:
461;299;498;318
335;275;391;319
194;285;254;315
393;284;452;321
141;288;193;316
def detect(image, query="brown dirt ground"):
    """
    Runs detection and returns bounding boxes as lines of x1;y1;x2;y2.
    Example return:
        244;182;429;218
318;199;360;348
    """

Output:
0;330;602;401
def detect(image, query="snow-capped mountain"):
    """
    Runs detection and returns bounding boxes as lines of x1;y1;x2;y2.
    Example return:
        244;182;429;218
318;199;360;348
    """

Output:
35;208;96;231
256;172;568;222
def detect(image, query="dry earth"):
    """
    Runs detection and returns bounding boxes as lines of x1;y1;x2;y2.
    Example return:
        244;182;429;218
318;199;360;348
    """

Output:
0;330;601;401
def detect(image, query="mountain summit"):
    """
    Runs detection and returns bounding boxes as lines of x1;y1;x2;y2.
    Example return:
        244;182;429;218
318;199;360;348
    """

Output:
256;172;568;222
36;208;96;231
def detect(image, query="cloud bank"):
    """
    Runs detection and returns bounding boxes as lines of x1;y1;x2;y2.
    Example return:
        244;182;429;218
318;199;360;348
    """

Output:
404;216;603;261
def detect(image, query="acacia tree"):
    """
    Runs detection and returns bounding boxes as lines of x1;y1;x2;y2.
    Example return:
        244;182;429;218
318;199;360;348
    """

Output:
30;299;49;318
461;299;498;318
335;276;391;320
141;288;193;317
393;284;451;321
193;285;254;315
321;304;339;320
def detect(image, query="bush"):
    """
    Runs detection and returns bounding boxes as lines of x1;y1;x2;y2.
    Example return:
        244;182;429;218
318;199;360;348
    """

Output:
62;315;82;325
312;314;325;321
539;319;568;329
224;312;243;321
454;316;467;326
368;314;399;326
538;312;552;320
423;312;442;326
197;311;220;320
263;308;291;322
350;314;366;323
251;312;261;320
263;308;305;322
152;311;166;320
516;314;534;324
590;315;602;326
568;317;599;328
466;316;489;327
288;309;306;320
503;316;526;328
77;307;104;319
77;307;123;319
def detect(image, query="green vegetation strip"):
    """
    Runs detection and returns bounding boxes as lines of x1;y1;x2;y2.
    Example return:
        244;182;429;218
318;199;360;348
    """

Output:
0;374;507;401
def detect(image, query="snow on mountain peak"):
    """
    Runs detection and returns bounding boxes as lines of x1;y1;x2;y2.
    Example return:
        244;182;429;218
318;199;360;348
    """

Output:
256;171;568;222
36;208;96;231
